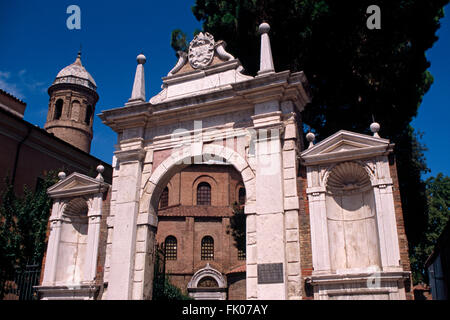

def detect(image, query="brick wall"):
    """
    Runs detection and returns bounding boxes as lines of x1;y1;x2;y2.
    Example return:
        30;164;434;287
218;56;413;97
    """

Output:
389;154;413;300
297;165;314;299
155;164;246;299
95;189;111;298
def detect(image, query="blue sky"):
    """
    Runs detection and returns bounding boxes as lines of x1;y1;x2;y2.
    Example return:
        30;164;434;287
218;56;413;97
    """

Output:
0;1;448;179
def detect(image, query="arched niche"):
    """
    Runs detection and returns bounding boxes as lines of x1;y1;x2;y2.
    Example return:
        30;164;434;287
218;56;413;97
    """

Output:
71;100;81;121
187;263;227;300
56;197;89;284
325;162;381;272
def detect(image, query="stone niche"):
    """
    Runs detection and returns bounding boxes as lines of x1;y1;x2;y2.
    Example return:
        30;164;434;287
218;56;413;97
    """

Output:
301;130;410;300
187;264;227;300
55;197;89;284
36;171;109;300
326;161;381;272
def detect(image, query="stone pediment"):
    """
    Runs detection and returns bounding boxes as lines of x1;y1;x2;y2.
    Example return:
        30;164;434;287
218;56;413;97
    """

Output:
47;172;109;198
300;130;394;165
149;33;253;105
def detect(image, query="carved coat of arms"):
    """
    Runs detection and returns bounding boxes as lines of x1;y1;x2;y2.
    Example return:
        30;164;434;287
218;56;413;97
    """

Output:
188;32;215;69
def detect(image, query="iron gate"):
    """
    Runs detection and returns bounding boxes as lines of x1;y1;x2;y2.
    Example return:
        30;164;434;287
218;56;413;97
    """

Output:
1;264;41;300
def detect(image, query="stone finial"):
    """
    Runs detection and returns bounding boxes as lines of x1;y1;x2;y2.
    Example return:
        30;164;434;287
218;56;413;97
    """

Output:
96;164;105;182
257;22;275;76
306;132;315;149
58;171;66;180
370;122;381;138
127;53;146;104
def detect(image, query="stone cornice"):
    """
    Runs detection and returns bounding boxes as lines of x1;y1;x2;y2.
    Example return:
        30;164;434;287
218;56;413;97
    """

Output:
306;271;411;286
114;148;145;163
99;70;311;133
35;284;100;299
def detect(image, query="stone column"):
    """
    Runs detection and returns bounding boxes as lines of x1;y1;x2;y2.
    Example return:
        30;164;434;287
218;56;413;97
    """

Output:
42;200;64;285
306;167;331;274
373;183;402;271
83;193;103;283
282;115;302;299
251;102;287;299
306;189;331;273
107;141;145;299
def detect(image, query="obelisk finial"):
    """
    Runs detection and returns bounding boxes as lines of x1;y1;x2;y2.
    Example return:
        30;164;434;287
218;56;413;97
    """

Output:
257;22;275;76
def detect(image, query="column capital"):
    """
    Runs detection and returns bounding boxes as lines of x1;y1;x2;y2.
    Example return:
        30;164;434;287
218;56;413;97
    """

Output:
114;148;145;163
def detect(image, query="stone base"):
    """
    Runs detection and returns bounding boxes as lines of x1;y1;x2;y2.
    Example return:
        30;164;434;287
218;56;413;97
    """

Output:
188;288;227;300
35;284;100;300
306;271;410;300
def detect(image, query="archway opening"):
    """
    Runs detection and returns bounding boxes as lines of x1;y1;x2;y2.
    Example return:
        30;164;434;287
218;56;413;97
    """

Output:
149;153;250;300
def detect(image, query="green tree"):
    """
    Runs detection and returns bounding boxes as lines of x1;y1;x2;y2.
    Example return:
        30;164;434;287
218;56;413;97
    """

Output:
172;1;448;278
226;203;246;253
410;173;450;284
0;173;57;275
152;243;193;300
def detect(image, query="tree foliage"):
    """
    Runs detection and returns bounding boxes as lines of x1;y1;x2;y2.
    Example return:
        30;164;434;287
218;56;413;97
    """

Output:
152;243;193;300
0;172;57;276
410;173;450;284
171;1;449;282
226;203;246;253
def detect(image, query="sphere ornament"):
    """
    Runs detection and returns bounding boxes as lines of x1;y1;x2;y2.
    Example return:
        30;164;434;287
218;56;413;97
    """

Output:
306;132;316;149
258;22;271;34
306;132;315;142
370;122;381;137
58;172;66;180
96;164;105;174
137;53;146;65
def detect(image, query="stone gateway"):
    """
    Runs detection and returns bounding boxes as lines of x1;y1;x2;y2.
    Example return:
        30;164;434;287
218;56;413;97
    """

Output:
36;23;412;300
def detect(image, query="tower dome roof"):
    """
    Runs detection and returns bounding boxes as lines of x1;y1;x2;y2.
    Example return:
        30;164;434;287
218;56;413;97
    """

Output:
52;52;97;91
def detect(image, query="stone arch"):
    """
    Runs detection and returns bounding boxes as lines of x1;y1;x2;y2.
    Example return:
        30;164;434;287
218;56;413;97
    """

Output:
188;263;227;288
140;144;256;217
187;263;227;300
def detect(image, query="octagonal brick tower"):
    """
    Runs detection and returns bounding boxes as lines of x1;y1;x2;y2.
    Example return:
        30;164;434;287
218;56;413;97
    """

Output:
44;51;99;153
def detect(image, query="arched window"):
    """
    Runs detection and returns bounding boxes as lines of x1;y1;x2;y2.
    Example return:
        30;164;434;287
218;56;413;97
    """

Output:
54;99;63;120
197;182;211;206
201;236;214;260
85;105;93;125
165;236;177;260
238;187;246;205
159;187;169;208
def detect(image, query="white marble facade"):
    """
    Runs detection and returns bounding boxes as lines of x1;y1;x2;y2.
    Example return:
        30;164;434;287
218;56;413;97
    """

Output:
39;24;410;300
36;169;109;300
301;130;410;299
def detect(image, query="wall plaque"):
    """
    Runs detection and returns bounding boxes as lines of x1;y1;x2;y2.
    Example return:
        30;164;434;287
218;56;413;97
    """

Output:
257;263;284;284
